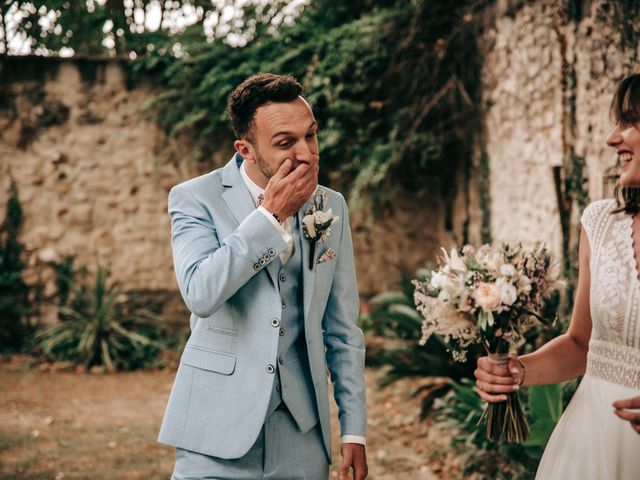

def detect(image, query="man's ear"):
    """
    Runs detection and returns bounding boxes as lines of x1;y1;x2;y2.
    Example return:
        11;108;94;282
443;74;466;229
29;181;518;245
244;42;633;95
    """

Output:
234;139;254;162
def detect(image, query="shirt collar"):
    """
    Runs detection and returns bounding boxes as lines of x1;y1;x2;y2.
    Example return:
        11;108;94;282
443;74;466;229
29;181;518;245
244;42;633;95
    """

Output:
240;161;264;207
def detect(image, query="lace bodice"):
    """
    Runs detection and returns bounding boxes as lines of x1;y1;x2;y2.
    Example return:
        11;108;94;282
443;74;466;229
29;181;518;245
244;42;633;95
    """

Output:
581;199;640;388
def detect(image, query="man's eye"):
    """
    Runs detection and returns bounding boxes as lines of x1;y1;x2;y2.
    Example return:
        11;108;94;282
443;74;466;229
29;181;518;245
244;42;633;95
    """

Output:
307;132;317;139
279;141;292;148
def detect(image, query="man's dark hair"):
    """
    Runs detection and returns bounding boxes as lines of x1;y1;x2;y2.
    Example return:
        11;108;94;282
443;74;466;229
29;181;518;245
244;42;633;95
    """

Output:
227;73;303;141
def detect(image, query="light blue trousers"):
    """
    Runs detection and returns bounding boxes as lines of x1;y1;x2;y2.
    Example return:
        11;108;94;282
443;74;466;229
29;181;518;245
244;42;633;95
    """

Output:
172;409;329;480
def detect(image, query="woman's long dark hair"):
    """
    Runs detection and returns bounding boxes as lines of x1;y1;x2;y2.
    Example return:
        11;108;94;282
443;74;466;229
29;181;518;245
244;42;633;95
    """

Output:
612;74;640;215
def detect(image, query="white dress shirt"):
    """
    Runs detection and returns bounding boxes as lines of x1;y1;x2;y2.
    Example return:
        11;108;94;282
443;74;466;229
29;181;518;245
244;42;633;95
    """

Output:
239;162;366;446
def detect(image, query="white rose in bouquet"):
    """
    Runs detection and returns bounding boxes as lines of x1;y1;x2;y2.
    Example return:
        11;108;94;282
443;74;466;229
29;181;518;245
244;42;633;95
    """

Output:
496;277;518;306
500;264;517;277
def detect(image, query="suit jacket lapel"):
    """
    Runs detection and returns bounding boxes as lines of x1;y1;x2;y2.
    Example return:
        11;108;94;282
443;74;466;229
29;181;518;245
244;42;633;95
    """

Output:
221;154;280;287
221;154;256;226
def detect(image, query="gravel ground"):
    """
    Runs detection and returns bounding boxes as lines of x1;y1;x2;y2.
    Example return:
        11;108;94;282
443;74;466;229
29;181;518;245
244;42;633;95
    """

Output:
0;356;459;479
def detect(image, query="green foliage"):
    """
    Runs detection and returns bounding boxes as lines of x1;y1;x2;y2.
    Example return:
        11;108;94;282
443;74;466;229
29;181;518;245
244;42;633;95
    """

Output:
361;274;482;415
52;254;75;307
3;0;210;57
147;0;481;207
5;0;482;207
34;261;163;371
0;180;31;352
524;384;563;448
434;378;578;479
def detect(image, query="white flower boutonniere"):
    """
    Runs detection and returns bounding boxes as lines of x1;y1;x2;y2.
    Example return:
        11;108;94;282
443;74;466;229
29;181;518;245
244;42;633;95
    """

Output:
302;189;338;270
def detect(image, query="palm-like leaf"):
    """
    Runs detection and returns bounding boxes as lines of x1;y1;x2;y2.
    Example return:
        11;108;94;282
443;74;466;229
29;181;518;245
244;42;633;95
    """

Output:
34;262;164;371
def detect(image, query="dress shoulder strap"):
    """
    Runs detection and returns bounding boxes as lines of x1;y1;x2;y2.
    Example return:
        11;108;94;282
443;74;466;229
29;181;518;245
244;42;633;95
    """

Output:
580;199;616;251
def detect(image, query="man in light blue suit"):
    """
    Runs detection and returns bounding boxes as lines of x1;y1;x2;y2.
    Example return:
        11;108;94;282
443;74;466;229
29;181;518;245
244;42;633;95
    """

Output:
158;74;368;479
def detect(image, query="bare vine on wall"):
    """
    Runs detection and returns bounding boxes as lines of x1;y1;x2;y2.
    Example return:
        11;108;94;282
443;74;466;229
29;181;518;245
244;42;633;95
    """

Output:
552;0;589;314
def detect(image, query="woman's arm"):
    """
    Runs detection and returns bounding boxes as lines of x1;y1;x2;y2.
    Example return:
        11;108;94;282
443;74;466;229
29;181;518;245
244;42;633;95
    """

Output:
475;229;593;402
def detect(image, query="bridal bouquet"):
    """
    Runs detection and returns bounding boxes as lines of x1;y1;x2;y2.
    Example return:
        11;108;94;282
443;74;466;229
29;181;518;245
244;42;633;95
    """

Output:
412;242;561;443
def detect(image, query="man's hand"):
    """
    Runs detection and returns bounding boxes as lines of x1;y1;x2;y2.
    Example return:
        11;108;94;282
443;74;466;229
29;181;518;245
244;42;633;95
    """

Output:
338;443;367;480
262;158;318;221
613;396;640;434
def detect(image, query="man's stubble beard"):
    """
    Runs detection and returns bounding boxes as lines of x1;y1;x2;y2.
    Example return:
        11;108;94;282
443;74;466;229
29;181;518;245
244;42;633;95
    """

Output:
253;146;278;180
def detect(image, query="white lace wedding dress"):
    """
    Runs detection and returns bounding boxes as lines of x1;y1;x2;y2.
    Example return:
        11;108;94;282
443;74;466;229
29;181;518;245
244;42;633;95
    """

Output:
536;199;640;479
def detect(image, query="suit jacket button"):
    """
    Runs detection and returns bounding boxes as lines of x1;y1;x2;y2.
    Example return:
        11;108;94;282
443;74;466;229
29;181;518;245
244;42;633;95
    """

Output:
259;258;267;266
271;318;280;327
262;253;270;261
266;364;275;374
268;248;276;257
279;273;286;282
253;263;260;271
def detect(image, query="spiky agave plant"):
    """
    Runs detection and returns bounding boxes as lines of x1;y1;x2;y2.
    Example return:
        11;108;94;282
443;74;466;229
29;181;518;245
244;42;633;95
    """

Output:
35;262;162;371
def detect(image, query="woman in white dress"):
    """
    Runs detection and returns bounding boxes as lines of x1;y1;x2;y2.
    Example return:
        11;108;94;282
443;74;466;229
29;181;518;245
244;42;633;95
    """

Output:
474;74;640;479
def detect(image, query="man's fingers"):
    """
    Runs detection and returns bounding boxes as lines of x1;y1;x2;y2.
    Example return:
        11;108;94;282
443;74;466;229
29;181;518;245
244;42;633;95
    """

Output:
353;449;368;480
271;159;292;182
613;396;640;410
338;448;352;480
286;162;312;182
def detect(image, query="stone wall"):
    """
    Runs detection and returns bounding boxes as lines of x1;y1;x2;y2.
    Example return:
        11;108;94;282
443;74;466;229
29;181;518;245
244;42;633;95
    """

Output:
0;56;454;318
1;58;186;319
5;0;635;321
479;0;639;257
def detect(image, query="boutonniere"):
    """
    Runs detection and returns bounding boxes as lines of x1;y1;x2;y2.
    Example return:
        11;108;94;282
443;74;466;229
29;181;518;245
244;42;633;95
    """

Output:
302;189;338;270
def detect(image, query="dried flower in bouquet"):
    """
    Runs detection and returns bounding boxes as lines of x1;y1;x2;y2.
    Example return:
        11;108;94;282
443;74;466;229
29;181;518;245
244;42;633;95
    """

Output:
413;242;563;443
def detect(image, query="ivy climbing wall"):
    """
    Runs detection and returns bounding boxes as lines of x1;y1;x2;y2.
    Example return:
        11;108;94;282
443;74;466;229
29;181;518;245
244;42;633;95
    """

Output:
478;0;639;273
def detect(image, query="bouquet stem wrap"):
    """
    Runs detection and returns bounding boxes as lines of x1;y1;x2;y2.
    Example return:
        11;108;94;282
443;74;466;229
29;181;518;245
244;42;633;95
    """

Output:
481;344;530;443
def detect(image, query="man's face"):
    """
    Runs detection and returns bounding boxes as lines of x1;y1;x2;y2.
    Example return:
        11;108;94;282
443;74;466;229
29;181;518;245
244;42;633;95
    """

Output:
238;97;319;186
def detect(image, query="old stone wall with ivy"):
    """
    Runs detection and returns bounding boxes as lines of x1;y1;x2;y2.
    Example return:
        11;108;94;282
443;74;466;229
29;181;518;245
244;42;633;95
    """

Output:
0;56;455;308
478;0;639;285
1;0;638;315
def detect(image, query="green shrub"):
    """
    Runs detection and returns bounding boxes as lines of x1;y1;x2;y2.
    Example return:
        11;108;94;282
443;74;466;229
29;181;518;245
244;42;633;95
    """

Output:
361;274;483;416
433;378;578;479
34;261;164;371
0;180;31;352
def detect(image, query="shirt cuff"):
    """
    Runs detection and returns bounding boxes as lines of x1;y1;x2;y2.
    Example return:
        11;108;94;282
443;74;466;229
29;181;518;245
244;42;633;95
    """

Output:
341;435;366;446
257;206;292;244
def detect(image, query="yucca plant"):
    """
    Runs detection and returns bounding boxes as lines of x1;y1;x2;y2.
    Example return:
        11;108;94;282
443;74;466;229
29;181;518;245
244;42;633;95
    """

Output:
34;262;163;372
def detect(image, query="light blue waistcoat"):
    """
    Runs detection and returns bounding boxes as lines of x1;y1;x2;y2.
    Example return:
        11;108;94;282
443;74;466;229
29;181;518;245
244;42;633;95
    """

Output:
265;216;319;433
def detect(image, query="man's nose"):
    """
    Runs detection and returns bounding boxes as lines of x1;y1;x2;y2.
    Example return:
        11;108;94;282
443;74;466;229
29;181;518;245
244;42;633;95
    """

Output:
606;124;623;147
293;142;317;164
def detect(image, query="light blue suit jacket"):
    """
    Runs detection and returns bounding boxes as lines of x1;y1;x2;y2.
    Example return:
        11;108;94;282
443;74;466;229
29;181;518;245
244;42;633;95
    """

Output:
158;154;366;462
